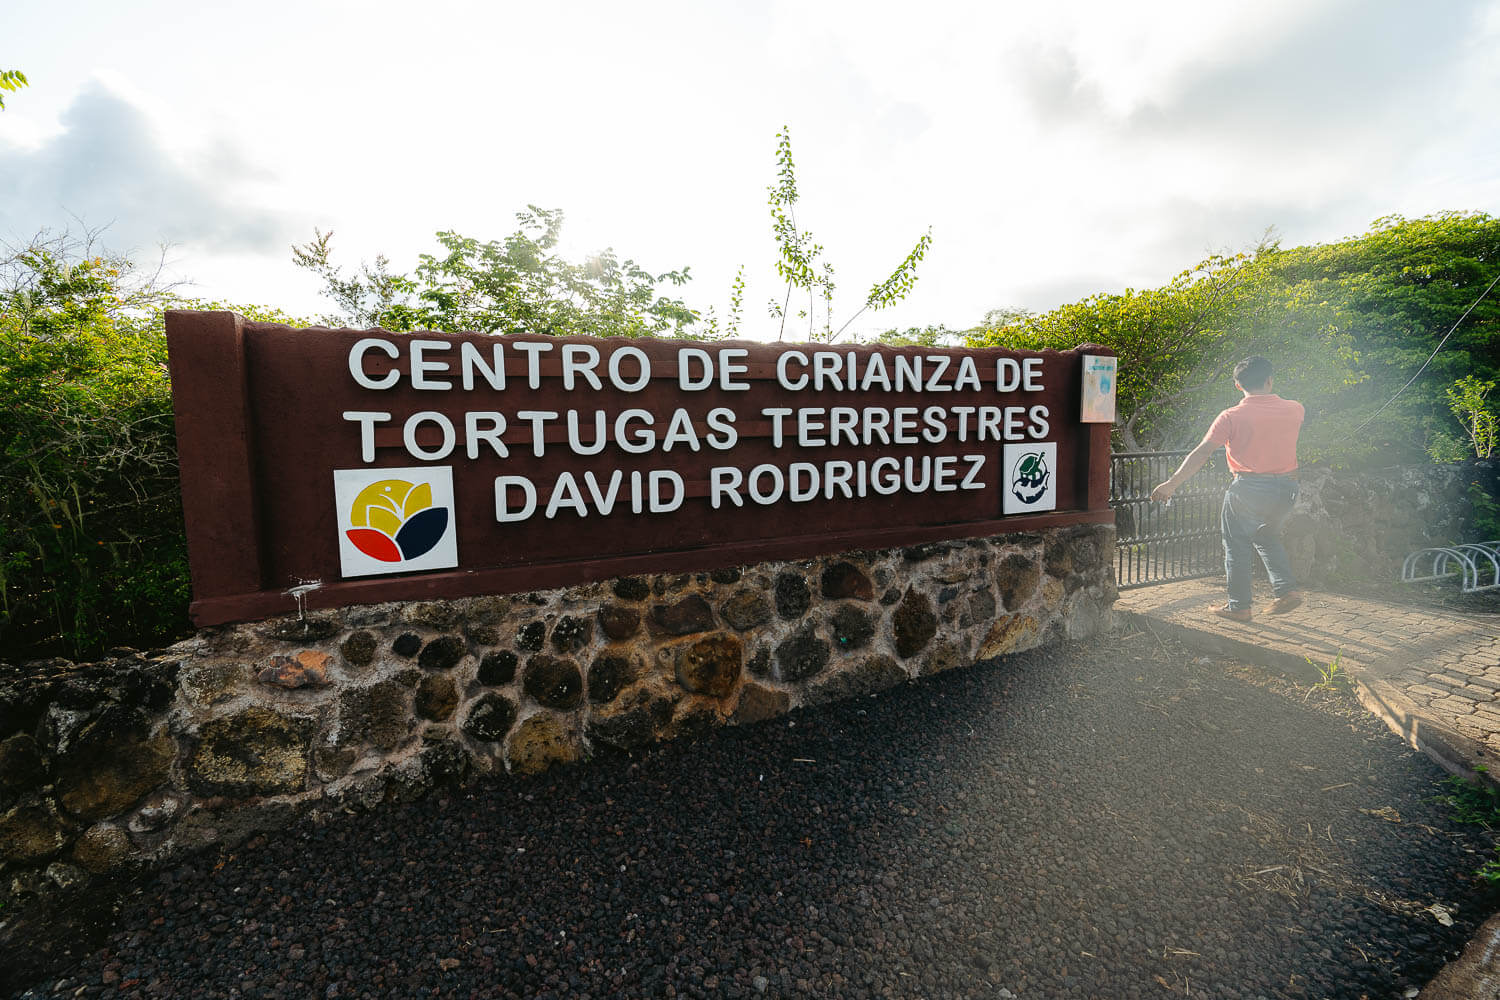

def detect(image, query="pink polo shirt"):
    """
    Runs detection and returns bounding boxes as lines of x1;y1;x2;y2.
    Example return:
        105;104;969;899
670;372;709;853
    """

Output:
1205;393;1304;475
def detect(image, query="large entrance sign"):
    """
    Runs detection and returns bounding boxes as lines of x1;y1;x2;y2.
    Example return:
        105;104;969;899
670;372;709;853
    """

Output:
167;311;1115;626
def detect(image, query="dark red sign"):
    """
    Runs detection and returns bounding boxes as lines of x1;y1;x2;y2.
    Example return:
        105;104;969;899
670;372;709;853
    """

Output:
167;311;1113;626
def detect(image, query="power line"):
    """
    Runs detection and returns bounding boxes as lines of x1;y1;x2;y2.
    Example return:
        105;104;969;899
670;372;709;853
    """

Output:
1352;267;1500;435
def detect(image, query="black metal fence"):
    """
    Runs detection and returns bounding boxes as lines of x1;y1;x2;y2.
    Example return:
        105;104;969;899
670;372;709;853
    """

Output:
1110;451;1232;589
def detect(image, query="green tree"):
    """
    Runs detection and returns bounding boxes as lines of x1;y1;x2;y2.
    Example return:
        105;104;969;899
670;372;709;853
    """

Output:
971;212;1499;465
1255;212;1500;463
871;324;962;348
969;242;1357;453
0;68;27;109
292;207;702;338
762;126;932;342
1445;375;1498;459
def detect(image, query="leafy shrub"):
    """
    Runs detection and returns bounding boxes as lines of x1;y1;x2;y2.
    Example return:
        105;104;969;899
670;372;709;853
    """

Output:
1444;375;1498;459
0;232;314;659
971;212;1500;466
0;301;188;658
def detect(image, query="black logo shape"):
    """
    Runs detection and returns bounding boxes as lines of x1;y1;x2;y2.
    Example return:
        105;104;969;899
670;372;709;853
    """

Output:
1011;451;1051;505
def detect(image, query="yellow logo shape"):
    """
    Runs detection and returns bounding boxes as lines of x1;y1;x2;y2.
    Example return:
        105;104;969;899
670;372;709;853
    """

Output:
350;479;433;534
345;479;447;564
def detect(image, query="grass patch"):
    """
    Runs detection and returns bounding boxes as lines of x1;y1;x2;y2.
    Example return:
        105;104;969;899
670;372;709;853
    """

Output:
1304;649;1350;697
1436;766;1500;882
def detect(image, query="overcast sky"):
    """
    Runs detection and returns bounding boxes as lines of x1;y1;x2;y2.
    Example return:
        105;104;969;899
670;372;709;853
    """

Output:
3;0;1497;339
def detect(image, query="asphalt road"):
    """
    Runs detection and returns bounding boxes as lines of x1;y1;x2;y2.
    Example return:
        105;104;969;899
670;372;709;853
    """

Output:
11;626;1500;999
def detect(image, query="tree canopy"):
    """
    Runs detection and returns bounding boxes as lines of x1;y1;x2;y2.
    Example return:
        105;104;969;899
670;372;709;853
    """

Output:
292;207;702;339
969;212;1499;465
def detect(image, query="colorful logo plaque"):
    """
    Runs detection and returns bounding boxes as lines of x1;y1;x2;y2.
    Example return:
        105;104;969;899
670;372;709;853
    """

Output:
333;467;458;578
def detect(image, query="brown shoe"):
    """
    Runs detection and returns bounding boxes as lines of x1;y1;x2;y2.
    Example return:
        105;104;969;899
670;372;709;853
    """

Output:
1267;591;1304;615
1213;605;1252;623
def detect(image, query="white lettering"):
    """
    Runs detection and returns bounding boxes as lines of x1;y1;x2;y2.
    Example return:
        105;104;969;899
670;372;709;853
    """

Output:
924;355;951;391
954;357;981;392
763;407;794;447
514;341;553;389
1028;404;1050;439
719;349;750;390
960;455;986;490
516;409;559;457
861;352;891;391
545;472;590;519
343;410;391;463
904;455;931;491
649;470;684;513
813;351;844;390
615;409;656;453
933;455;958;492
410;340;453;390
349;338;400;390
951;405;976;441
749;464;785;504
824;460;854;499
777;350;809;391
894;354;922;392
870;457;901;495
584;470;623;515
460;341;505;391
711;466;743;509
978;406;1002;441
829;406;859;446
789;462;819;501
1023;357;1044;391
561;344;602;391
798;409;827;447
893;407;919;444
921;406;947;444
678;347;714;391
609;346;651;392
996;358;1021;392
661;408;700;451
495;476;537;521
705;407;738;449
404;411;455;460
566;410;607;456
464;411;508;459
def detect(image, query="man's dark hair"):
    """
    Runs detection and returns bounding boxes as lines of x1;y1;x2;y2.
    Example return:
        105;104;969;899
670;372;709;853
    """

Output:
1234;356;1273;391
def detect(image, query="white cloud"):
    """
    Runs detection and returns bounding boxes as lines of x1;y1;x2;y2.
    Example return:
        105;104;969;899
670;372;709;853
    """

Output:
0;82;295;258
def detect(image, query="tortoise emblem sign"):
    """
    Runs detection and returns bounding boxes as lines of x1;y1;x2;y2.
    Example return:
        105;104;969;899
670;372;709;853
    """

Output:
1002;443;1058;514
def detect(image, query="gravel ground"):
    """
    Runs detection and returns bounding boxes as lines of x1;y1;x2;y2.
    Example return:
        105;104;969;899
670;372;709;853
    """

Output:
10;626;1500;1000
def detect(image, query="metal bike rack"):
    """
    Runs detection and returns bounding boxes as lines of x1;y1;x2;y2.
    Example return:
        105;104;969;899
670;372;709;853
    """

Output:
1402;541;1500;593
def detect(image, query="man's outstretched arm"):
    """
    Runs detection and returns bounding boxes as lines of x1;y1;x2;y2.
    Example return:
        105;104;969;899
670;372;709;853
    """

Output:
1150;438;1221;503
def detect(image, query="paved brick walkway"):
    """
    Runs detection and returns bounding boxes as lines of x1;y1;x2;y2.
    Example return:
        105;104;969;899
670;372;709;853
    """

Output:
1115;578;1500;777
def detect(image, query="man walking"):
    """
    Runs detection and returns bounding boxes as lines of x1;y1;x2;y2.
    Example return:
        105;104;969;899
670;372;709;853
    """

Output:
1150;356;1305;622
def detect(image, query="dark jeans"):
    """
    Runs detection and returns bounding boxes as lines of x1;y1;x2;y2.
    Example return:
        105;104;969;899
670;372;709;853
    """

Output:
1221;474;1298;611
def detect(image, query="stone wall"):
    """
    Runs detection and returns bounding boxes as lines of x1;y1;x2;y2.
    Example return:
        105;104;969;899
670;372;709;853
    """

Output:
1282;459;1498;588
0;524;1115;921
